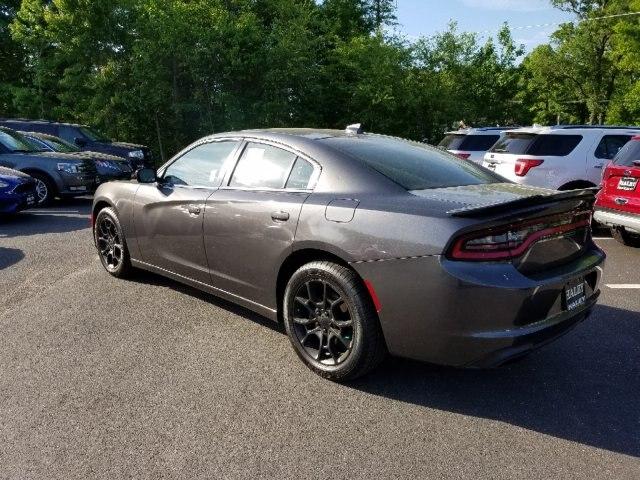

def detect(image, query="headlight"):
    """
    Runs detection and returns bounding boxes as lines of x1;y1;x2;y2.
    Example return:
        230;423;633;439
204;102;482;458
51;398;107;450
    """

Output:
57;162;80;173
0;180;10;191
128;150;144;159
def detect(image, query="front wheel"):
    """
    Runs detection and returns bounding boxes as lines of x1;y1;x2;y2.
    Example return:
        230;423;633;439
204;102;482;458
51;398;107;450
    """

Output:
30;172;56;206
283;261;386;381
94;207;132;277
611;227;640;248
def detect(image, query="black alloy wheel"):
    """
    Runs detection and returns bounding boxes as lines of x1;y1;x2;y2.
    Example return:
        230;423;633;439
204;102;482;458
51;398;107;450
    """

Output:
291;278;355;366
283;261;386;381
94;207;132;277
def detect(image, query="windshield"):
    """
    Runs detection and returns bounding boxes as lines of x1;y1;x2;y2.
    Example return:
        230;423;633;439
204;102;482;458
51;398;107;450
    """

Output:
0;128;40;153
321;135;501;190
44;136;80;153
439;134;500;152
79;126;111;142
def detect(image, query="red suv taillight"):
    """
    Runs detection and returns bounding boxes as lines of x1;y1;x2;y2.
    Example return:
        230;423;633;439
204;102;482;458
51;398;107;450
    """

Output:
515;158;544;176
456;153;471;160
447;211;591;261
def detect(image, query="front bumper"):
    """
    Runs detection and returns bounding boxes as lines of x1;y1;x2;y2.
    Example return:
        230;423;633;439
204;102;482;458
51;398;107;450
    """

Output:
594;207;640;234
0;192;37;214
352;246;605;367
56;172;97;196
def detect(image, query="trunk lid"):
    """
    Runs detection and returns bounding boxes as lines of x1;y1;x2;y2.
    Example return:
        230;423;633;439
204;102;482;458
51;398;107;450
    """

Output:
413;183;597;274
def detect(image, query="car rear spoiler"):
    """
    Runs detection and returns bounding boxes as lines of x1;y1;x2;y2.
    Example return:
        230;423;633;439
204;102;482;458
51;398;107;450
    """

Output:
447;187;598;218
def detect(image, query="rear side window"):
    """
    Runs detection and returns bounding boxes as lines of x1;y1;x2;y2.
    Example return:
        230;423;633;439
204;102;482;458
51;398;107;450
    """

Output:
285;158;315;189
490;134;582;156
58;125;79;143
594;135;632;159
229;142;297;189
528;135;582;156
321;136;500;191
613;139;640;167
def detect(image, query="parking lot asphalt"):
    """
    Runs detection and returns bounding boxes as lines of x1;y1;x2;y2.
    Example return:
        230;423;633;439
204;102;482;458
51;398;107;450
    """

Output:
1;199;639;479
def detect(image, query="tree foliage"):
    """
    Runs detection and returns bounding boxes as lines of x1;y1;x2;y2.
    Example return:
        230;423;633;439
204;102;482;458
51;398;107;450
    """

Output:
1;0;638;160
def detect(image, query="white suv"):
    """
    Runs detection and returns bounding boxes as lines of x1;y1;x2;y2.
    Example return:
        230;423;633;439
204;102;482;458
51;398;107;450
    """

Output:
438;127;517;164
482;125;640;190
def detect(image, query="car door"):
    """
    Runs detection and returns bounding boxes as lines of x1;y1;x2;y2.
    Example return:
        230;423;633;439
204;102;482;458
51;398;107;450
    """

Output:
135;139;242;284
203;140;320;309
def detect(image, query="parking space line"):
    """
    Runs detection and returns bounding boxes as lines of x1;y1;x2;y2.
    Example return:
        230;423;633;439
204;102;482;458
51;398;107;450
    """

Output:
606;284;640;289
593;237;613;240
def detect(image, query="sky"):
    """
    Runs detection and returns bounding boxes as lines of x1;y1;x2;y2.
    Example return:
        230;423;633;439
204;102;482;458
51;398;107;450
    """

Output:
394;0;576;51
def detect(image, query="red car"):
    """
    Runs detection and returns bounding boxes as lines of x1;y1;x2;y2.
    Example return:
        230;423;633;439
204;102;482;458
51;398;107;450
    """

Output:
594;136;640;247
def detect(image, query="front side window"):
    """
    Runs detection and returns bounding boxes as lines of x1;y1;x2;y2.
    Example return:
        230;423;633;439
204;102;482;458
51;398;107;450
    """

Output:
164;141;239;187
594;135;632;160
229;142;297;189
321;136;500;191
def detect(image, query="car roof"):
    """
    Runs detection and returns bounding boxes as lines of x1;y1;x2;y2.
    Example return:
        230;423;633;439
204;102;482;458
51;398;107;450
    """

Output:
0;118;85;128
506;125;640;135
443;127;519;136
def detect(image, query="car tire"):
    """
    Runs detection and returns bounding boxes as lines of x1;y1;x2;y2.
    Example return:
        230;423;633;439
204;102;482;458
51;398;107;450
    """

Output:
611;227;640;248
283;261;387;381
94;207;132;277
29;172;56;206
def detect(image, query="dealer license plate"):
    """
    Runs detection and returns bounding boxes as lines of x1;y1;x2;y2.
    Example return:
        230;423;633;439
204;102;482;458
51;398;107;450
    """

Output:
564;278;586;311
618;177;637;191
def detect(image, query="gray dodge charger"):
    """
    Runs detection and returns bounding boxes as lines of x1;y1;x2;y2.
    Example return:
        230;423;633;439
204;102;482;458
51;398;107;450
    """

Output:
92;127;605;381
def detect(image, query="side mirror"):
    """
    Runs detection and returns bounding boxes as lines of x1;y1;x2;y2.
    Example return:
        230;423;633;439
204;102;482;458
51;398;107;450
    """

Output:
136;168;157;183
74;137;87;147
633;160;640;167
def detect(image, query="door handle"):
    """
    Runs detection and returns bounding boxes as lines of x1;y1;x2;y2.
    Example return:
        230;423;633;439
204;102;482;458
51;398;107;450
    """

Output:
593;163;604;169
188;205;201;215
271;211;290;222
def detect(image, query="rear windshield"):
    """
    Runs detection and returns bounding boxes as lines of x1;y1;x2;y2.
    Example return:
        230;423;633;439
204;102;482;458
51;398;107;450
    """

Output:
490;133;582;156
321;136;500;190
613;139;640;167
438;134;499;151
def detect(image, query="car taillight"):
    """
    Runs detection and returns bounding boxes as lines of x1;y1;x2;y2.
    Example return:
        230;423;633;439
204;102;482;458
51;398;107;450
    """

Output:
456;153;471;160
447;211;591;261
514;158;544;176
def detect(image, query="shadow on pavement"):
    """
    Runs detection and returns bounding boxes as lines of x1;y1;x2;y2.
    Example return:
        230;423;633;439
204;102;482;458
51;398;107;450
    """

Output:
0;247;25;270
351;303;640;458
125;269;285;334
113;262;639;458
0;198;92;238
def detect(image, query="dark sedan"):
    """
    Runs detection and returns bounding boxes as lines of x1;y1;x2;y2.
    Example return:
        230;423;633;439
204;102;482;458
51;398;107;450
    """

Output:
20;131;134;183
91;127;604;381
0;166;37;214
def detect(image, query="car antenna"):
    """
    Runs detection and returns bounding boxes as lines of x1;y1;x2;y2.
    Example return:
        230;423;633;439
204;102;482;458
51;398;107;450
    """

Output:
345;123;364;135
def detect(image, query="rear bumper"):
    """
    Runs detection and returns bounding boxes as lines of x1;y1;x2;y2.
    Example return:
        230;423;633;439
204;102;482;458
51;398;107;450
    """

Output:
594;207;640;234
352;246;605;367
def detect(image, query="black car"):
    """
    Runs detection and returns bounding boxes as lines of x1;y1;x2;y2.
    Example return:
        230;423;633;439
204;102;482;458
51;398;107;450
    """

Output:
20;131;134;183
0;119;152;169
